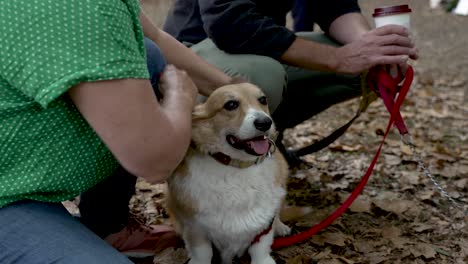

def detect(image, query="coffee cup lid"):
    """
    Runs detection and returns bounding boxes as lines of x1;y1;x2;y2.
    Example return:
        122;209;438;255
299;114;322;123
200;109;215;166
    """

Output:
373;5;412;17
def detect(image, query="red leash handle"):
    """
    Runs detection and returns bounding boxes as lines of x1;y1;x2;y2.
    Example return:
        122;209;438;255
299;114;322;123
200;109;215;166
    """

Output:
272;66;414;250
368;65;414;135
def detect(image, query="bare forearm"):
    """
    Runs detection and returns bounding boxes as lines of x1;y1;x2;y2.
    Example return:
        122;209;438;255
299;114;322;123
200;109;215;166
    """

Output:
328;13;371;44
139;12;231;95
69;79;193;183
280;13;371;72
281;13;416;75
127;104;192;183
280;37;338;72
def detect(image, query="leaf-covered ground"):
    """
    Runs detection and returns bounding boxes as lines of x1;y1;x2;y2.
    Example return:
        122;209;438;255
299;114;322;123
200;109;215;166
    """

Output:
125;1;468;263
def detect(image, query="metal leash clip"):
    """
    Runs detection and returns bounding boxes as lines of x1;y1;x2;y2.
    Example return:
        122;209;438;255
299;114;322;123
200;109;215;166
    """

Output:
400;132;415;147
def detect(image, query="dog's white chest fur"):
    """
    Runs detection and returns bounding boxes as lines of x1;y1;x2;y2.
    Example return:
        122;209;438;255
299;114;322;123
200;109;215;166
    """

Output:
172;153;285;257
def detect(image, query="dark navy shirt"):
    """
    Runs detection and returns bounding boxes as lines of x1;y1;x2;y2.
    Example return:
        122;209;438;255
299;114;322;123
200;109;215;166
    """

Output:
164;0;361;59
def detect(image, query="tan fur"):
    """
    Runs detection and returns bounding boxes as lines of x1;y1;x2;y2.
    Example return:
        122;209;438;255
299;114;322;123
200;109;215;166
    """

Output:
166;149;197;219
191;83;271;156
273;152;289;188
166;83;289;264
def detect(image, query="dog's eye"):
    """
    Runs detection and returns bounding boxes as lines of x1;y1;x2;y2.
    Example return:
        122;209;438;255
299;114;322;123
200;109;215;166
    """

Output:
223;100;239;111
258;96;267;105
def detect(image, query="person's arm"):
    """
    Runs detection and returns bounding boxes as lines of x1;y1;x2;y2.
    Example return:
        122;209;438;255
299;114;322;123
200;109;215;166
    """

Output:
281;13;418;75
280;24;417;75
139;12;231;96
196;0;417;75
68;66;198;183
328;12;370;44
198;0;297;58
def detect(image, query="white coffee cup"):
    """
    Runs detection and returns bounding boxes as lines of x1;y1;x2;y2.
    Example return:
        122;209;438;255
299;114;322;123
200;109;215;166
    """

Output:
373;5;412;29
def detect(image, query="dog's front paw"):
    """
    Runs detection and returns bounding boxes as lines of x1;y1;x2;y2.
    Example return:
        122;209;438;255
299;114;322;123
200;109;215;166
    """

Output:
188;259;209;264
252;255;276;264
273;219;291;237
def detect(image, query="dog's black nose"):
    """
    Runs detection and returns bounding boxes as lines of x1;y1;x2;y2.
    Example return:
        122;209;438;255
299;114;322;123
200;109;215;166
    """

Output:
254;116;272;132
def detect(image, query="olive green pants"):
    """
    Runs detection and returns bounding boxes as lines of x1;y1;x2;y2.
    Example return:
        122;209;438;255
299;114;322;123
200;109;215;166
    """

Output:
189;32;362;130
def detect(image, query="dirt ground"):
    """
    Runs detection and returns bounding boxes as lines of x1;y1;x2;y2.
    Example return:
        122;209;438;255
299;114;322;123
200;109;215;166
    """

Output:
129;0;467;263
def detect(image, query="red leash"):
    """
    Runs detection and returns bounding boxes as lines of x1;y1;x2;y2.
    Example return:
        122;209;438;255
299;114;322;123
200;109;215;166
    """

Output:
272;65;414;250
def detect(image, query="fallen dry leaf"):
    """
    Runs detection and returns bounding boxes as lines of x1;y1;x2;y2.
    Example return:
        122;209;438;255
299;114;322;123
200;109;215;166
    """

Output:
347;195;372;213
317;258;342;264
411;223;434;233
153;248;188;264
285;255;313;264
322;232;352;247
410;243;437;260
314;248;332;260
399;170;421;185
329;144;364;152
372;198;411;215
366;251;388;264
400;144;414;156
383;154;402;166
381;226;401;239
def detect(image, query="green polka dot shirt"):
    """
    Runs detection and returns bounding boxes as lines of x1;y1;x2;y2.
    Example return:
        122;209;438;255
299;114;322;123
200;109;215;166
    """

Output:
0;0;150;208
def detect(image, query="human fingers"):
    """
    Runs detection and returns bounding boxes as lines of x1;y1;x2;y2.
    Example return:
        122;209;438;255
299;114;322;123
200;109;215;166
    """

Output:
160;65;197;99
379;44;418;60
158;65;176;97
378;45;418;58
368;55;409;69
160;65;194;92
159;65;178;88
398;62;409;76
376;34;414;48
372;24;409;37
409;47;419;60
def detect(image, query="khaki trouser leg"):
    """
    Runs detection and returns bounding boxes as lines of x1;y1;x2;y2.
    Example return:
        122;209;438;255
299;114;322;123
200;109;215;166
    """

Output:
189;39;287;113
276;32;361;129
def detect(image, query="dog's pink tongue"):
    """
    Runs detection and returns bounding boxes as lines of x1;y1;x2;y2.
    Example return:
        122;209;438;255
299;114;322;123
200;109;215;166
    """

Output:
246;138;270;155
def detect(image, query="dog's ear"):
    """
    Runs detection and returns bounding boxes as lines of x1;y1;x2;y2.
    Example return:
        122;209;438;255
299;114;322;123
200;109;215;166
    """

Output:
192;103;210;121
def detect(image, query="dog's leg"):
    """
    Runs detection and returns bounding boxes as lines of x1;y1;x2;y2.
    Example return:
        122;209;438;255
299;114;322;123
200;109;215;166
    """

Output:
220;251;235;264
248;229;276;264
273;215;291;237
183;227;213;264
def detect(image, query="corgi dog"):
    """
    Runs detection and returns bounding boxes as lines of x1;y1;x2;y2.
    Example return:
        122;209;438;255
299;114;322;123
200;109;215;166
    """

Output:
166;82;291;264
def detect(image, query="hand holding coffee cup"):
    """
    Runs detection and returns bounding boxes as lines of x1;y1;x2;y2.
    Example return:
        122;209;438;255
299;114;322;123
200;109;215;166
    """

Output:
373;5;413;77
331;4;416;75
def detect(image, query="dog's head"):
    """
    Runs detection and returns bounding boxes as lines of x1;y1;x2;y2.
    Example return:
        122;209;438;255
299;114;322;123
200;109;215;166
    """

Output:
191;82;276;162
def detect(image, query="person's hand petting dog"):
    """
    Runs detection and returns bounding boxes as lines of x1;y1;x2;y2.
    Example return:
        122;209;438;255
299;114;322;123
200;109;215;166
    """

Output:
159;64;199;110
334;25;419;75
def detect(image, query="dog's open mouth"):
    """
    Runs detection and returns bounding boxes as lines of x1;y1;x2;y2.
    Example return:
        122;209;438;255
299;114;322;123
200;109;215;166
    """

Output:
226;135;271;156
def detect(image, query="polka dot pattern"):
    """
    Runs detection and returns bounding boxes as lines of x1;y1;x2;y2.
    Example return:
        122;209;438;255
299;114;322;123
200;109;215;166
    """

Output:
0;0;149;208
